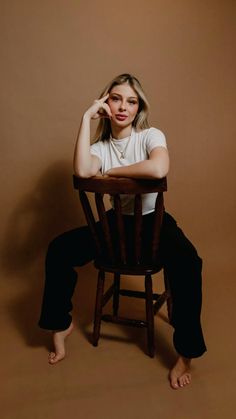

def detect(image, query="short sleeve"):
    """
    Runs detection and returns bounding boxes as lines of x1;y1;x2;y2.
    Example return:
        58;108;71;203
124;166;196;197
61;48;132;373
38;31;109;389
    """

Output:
145;128;167;155
90;141;103;162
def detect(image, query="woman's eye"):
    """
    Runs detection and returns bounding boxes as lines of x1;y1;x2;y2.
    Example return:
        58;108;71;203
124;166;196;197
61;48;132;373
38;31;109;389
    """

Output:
111;97;119;101
129;101;138;105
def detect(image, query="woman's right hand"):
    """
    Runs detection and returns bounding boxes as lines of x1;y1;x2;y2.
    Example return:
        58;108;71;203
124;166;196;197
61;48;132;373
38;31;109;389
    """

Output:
84;94;112;120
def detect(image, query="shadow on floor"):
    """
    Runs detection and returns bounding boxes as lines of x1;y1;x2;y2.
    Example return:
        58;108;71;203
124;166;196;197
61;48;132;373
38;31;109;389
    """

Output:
1;160;87;350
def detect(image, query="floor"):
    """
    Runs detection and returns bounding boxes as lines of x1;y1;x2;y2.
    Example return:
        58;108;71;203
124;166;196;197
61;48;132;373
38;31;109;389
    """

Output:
1;241;236;419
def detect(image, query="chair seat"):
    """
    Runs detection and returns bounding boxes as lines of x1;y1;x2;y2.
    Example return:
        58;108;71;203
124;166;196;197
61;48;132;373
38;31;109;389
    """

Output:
94;259;163;275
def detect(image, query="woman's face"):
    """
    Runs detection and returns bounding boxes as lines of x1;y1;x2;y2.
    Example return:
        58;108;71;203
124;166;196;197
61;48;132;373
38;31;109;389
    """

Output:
107;83;139;129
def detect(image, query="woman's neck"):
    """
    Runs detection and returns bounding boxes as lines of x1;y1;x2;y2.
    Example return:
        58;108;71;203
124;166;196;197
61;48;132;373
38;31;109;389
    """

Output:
110;124;132;140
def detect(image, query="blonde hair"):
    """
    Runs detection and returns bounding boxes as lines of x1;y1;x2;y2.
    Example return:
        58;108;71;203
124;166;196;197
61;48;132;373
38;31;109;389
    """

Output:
94;74;150;142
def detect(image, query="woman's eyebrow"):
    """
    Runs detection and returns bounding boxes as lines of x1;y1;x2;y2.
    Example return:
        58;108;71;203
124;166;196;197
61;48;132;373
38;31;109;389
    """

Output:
110;92;138;99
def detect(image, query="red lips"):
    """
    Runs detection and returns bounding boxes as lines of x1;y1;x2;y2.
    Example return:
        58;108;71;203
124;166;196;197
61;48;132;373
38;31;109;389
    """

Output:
115;114;128;121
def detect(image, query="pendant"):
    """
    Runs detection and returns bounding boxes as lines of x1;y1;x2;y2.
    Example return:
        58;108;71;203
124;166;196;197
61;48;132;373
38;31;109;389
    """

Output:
120;153;125;159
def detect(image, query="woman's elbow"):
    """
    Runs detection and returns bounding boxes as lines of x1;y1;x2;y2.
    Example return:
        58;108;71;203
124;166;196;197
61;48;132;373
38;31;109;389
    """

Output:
158;167;169;179
153;162;169;179
73;166;93;178
149;153;169;179
74;155;101;178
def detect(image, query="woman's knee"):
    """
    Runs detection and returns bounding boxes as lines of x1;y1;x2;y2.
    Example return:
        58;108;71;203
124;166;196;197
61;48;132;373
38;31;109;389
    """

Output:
46;227;95;268
46;233;69;264
181;244;202;272
163;237;202;273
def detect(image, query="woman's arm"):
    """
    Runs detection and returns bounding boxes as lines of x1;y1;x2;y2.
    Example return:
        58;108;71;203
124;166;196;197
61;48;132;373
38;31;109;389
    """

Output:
105;146;169;179
73;114;101;178
73;95;112;178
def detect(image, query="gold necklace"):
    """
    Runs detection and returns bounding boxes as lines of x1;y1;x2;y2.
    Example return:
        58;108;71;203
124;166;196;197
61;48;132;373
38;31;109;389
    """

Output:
110;130;132;159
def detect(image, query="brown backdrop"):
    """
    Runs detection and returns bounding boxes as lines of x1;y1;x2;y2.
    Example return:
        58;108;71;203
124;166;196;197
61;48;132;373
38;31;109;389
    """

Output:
1;0;236;283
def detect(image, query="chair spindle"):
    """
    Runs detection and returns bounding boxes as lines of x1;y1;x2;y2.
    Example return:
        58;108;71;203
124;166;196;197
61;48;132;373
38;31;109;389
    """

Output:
113;194;127;264
134;194;143;264
95;192;115;263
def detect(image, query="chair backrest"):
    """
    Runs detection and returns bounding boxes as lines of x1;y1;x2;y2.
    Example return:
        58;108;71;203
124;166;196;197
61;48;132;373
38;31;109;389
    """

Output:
73;175;167;269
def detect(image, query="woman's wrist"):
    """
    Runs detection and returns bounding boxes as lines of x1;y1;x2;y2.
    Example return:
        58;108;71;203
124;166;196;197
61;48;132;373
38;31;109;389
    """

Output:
83;111;92;122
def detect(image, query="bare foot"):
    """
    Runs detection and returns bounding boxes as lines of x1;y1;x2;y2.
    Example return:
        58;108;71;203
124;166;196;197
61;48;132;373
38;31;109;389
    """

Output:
48;322;74;365
169;356;191;389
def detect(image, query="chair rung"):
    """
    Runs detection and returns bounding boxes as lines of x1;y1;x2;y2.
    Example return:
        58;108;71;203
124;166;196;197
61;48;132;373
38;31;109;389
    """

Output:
153;291;169;314
102;314;147;328
102;285;114;307
119;289;161;300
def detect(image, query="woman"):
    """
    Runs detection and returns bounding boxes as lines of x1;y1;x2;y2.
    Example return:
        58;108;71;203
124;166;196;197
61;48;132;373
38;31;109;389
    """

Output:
39;74;206;389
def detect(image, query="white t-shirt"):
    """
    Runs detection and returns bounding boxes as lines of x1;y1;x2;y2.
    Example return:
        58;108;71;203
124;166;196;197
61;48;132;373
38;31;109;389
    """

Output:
90;127;167;215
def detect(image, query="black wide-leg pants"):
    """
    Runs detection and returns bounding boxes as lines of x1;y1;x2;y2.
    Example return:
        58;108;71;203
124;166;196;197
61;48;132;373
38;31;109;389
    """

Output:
38;211;207;359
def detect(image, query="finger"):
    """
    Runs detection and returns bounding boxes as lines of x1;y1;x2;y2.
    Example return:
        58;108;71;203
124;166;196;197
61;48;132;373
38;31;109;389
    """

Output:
98;114;111;120
97;109;112;119
94;95;110;111
101;103;112;117
100;93;109;102
91;114;100;120
93;110;110;120
95;94;109;105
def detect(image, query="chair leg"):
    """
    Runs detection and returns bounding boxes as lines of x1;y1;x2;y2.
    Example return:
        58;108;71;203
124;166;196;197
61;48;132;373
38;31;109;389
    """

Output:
164;269;173;324
113;273;120;317
145;274;155;357
93;269;105;347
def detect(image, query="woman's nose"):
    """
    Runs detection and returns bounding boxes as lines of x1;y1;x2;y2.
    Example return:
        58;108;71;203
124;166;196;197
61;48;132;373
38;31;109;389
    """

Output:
119;101;126;111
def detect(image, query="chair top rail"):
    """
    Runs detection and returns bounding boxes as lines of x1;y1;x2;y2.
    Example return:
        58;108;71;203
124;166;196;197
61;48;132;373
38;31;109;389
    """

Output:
73;175;167;194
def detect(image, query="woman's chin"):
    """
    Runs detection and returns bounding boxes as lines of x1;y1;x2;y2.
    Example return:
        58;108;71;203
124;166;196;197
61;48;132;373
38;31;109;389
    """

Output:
111;119;132;129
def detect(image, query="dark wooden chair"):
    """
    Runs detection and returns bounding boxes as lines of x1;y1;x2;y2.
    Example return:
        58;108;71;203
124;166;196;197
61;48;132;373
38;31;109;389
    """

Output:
73;175;172;357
